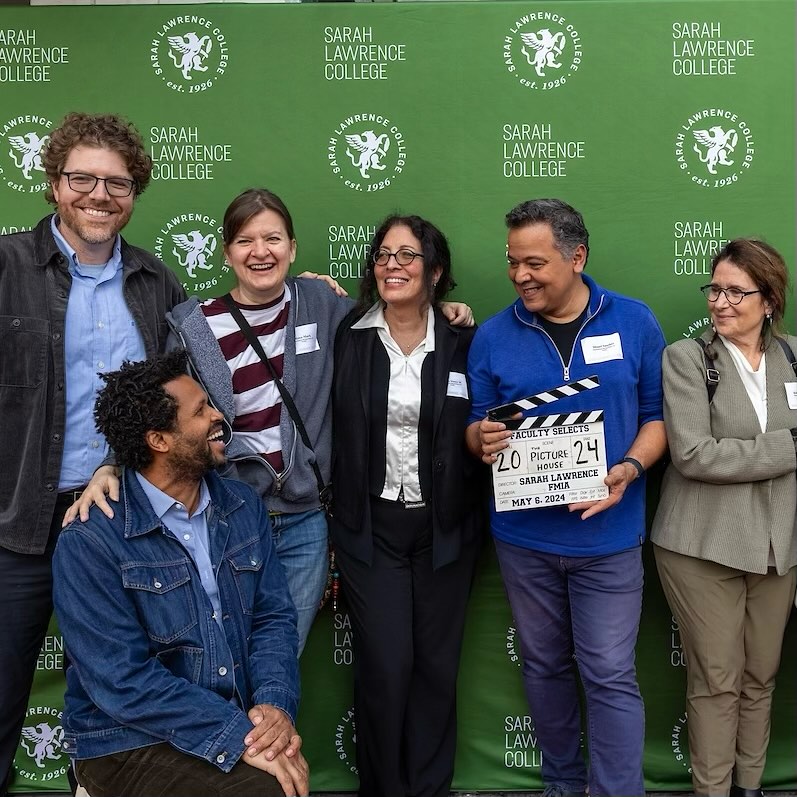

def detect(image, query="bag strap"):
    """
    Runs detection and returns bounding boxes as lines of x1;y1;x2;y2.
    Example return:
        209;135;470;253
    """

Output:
220;294;330;509
774;336;797;378
696;336;797;404
695;338;720;402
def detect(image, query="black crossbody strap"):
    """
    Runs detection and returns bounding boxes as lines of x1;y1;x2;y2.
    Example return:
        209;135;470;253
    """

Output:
696;335;797;405
695;338;720;402
774;336;797;378
220;294;330;508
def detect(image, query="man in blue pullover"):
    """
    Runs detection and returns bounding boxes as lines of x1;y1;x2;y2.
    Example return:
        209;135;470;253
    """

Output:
466;199;666;797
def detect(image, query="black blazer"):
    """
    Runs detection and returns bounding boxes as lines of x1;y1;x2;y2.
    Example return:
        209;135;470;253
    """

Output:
329;306;486;570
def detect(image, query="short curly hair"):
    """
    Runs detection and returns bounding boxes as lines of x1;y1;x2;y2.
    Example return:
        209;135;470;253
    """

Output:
43;112;152;204
94;351;189;472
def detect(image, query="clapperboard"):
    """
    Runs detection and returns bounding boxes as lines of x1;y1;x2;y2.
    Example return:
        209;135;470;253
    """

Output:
489;376;609;512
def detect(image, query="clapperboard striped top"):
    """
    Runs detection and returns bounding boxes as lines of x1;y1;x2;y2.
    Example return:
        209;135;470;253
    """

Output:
504;410;605;430
488;375;601;420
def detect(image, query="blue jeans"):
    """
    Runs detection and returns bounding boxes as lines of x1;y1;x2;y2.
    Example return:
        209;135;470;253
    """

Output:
270;509;329;655
495;540;645;797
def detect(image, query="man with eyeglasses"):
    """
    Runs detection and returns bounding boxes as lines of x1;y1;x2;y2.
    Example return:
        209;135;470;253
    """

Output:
0;111;186;795
466;198;667;797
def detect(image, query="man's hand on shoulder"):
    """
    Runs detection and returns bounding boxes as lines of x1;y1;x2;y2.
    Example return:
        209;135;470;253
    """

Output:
62;464;121;526
244;704;301;761
243;748;309;797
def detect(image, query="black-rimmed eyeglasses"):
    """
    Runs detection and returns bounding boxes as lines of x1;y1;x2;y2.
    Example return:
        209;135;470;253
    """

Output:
373;248;424;267
700;284;761;305
61;172;136;198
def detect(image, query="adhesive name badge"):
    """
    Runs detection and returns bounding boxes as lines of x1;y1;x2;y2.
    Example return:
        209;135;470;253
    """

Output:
581;333;623;364
786;382;797;410
295;323;320;354
447;372;469;399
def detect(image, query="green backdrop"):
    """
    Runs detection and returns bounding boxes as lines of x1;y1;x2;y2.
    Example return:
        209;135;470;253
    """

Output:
2;0;795;791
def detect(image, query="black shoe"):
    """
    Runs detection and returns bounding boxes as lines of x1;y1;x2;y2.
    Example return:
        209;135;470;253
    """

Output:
542;786;587;797
730;785;763;797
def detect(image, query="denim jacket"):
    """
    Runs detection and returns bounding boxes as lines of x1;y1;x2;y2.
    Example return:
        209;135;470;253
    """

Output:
0;215;186;554
52;468;299;771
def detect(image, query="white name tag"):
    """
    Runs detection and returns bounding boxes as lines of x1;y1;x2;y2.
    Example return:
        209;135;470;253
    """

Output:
581;333;623;364
447;372;469;399
786;382;797;409
295;323;320;355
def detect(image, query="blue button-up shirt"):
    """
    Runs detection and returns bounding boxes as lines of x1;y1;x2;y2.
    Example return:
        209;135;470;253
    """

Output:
135;473;225;633
53;216;146;489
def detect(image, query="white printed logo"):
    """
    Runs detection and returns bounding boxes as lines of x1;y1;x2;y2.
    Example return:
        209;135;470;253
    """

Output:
334;706;358;775
172;230;217;279
506;624;521;667
679;316;711;340
693;127;737;174
671;711;692;773
676;109;754;188
21;723;63;768
154;212;229;294
504;13;582;90
9;132;48;180
0;116;53;194
329;114;406;193
15;706;68;784
521;29;566;77
151;17;228;93
169;32;213;80
346;131;391;179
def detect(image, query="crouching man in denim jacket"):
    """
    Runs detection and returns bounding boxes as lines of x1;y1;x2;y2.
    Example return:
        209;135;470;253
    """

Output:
52;351;308;797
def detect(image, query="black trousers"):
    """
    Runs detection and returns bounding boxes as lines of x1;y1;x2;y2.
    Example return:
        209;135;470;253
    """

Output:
336;497;478;797
76;743;284;797
0;493;72;797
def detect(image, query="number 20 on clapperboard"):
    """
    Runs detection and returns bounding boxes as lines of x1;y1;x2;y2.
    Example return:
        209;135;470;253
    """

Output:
488;376;610;512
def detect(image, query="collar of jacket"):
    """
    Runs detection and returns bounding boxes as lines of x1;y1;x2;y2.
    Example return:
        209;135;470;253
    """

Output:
120;466;244;539
32;213;160;276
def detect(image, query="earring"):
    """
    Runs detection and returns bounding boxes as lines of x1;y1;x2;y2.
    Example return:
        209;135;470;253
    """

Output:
766;312;773;323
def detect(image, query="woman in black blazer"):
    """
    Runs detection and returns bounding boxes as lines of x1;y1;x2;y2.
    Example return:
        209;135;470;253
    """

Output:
329;214;484;797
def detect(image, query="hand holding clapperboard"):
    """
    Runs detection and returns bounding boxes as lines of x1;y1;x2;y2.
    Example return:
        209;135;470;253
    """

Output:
487;376;609;512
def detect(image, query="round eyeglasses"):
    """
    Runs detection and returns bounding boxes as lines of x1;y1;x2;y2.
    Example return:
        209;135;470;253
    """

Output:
61;172;136;198
373;248;424;267
700;284;761;305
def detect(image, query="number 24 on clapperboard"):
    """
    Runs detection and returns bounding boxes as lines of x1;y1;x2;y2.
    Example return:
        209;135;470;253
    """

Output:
488;376;609;512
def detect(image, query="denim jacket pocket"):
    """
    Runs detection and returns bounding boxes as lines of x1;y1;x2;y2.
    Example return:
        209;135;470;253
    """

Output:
227;544;264;616
122;561;198;644
155;644;204;684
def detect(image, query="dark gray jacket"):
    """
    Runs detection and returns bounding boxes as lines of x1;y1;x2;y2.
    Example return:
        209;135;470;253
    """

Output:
0;214;186;554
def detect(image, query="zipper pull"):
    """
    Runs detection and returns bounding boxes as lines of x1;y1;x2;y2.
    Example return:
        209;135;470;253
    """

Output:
563;366;570;381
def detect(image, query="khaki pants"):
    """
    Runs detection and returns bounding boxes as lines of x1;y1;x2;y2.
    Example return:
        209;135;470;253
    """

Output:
654;545;796;796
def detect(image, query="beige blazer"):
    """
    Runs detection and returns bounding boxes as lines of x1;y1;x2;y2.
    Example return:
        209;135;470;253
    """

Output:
651;333;797;575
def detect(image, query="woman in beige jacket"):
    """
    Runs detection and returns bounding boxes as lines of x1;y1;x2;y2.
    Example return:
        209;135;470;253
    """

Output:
652;238;797;797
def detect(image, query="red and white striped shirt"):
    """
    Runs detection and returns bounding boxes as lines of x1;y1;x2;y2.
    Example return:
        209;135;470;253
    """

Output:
201;287;291;472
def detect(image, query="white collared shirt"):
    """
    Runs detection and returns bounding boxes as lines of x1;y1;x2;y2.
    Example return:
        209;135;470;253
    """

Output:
352;303;435;503
720;335;767;433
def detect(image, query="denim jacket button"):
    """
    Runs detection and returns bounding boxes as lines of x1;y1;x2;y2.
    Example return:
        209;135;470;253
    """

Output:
154;580;162;589
250;559;257;566
216;753;226;764
218;666;228;676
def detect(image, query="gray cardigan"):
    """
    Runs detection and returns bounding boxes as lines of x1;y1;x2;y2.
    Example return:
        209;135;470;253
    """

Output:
166;277;353;514
651;333;797;574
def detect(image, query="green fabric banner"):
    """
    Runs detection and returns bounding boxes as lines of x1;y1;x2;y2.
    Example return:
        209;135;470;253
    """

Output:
3;0;794;791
